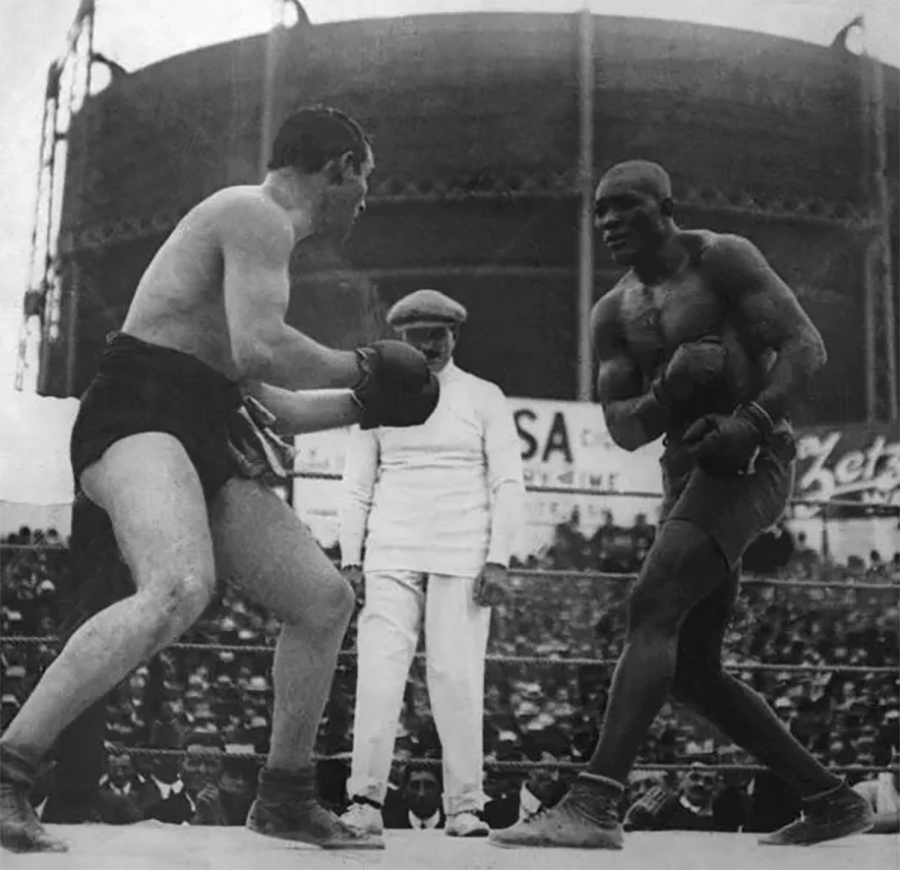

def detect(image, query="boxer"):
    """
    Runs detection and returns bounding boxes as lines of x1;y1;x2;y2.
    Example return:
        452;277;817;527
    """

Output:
0;106;438;853
490;160;872;849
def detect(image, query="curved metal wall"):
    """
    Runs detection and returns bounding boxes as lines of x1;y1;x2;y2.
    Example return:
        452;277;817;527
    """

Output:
46;13;899;425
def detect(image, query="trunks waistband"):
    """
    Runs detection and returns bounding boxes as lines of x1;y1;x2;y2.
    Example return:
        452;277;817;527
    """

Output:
98;331;243;414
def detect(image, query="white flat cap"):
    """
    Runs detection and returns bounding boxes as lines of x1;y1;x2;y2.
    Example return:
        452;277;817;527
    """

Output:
387;289;468;330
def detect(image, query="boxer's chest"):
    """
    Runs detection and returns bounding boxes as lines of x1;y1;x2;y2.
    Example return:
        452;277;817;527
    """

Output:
620;271;725;371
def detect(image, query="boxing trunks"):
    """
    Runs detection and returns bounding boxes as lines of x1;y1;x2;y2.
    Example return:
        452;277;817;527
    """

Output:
658;420;796;569
70;332;245;501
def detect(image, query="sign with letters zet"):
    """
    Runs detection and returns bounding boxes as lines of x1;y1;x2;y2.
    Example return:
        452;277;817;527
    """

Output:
793;422;900;516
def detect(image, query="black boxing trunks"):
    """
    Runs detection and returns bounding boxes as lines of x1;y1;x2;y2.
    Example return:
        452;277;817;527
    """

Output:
658;421;796;569
70;332;244;501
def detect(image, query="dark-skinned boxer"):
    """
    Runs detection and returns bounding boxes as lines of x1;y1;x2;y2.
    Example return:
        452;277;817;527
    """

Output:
490;160;872;850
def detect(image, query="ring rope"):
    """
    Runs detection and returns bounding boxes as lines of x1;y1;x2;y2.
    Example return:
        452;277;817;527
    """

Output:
1;636;894;675
104;746;897;778
1;544;895;592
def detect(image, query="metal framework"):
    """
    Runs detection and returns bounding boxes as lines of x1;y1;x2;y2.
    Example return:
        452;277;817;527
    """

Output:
16;5;896;417
15;0;96;393
860;40;899;423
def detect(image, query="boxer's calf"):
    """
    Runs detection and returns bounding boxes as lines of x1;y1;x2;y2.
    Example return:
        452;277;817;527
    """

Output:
589;522;729;784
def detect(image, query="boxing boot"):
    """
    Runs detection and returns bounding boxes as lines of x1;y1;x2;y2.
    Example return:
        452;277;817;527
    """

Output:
246;765;384;849
0;743;68;853
489;772;624;849
758;780;874;846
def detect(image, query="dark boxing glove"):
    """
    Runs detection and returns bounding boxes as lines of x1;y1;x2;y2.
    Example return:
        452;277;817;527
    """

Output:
683;401;775;477
651;336;728;409
352;340;440;430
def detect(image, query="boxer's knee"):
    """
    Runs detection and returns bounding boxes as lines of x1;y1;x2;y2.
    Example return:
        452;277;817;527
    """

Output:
316;571;356;630
282;565;354;633
670;658;724;706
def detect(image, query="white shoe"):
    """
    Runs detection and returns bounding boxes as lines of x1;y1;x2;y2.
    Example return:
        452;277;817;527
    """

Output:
446;811;490;837
340;801;384;835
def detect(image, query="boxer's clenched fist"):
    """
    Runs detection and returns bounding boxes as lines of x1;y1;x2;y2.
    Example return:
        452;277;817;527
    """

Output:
352;340;440;430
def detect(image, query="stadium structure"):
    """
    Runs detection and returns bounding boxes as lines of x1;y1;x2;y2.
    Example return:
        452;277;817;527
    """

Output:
18;3;900;426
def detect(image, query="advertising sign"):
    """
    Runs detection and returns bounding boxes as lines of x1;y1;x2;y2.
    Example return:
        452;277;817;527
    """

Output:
293;397;664;554
793;422;900;512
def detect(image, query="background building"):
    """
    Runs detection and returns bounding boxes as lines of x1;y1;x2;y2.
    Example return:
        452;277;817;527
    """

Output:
30;11;900;425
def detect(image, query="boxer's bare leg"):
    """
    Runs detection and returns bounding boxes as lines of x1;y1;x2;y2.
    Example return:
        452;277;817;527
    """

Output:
4;435;216;755
209;478;380;848
211;478;354;771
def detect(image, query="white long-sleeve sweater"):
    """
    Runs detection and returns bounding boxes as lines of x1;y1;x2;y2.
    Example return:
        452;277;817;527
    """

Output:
340;361;525;577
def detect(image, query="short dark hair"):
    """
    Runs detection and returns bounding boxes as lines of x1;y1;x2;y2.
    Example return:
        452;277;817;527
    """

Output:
268;106;371;174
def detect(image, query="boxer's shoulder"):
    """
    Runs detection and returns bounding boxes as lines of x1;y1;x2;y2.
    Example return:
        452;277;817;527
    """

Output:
194;186;294;253
691;230;766;277
590;281;628;330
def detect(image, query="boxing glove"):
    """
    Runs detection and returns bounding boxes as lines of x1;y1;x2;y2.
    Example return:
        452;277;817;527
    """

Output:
651;337;728;409
352;340;440;430
683;402;774;477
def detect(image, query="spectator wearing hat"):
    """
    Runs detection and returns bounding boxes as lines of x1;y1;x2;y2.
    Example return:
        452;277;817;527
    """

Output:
340;289;526;838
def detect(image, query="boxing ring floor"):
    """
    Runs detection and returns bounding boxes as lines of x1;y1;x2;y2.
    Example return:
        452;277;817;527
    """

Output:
3;824;896;870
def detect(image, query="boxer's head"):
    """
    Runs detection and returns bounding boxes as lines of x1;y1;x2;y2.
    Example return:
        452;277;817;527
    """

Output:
594;160;674;266
268;106;374;242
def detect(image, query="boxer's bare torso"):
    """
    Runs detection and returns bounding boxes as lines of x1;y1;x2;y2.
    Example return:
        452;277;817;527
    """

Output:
602;229;771;407
121;186;295;381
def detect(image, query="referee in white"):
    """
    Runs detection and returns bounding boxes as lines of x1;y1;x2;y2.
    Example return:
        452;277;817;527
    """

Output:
339;289;525;837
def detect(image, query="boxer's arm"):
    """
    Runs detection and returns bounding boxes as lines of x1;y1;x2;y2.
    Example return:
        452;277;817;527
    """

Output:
592;293;670;451
706;235;827;422
339;428;380;568
218;195;360;390
481;384;526;568
244;382;362;435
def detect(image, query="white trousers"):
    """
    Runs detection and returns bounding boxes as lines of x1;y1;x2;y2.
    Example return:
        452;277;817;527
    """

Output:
347;570;492;815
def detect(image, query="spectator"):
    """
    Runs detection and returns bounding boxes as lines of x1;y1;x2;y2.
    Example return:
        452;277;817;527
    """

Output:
773;696;794;728
590;511;634;573
145;732;229;826
623;762;728;832
217;755;258;826
552;509;590;571
631;513;656;569
339;290;526;838
383;768;445;830
97;750;151;823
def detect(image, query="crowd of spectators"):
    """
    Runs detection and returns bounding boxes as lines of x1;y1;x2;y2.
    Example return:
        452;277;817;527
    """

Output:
1;517;898;831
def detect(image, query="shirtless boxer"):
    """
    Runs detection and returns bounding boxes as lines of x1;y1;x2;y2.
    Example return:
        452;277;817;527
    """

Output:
490;160;873;849
0;106;439;853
